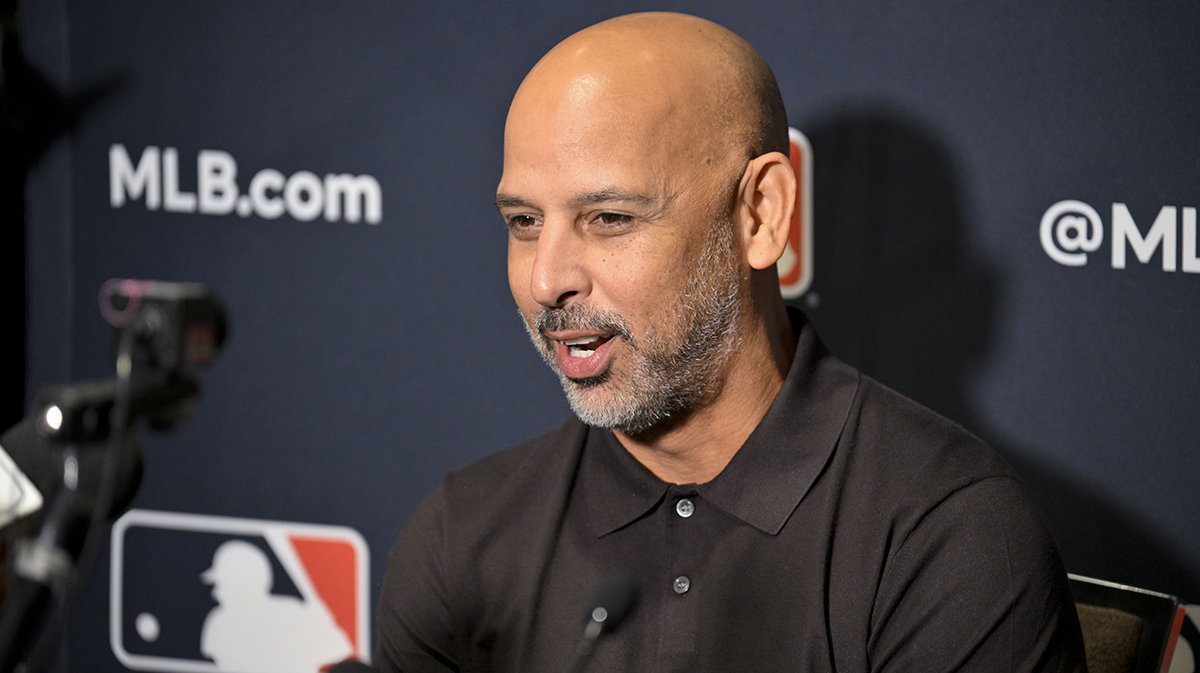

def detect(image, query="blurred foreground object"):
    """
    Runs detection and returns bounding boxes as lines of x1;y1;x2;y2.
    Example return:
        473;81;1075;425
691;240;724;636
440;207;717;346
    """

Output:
0;279;227;673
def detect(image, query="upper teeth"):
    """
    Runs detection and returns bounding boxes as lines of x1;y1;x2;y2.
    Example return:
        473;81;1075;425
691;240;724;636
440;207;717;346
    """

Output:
562;336;600;346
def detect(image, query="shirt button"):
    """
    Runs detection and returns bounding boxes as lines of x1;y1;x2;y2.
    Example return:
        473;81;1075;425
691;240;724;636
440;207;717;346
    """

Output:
675;498;695;518
673;575;691;594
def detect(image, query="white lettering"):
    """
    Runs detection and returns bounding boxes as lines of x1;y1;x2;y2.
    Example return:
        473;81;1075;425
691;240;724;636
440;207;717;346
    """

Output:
1111;203;1176;271
109;144;160;209
108;145;384;224
323;174;382;224
1183;207;1200;274
284;171;324;222
197;150;238;215
1041;200;1102;266
162;148;197;213
1056;216;1092;252
249;169;286;219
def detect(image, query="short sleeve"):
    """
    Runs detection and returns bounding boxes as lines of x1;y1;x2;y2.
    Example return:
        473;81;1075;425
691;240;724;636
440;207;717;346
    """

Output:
376;484;463;673
867;476;1086;673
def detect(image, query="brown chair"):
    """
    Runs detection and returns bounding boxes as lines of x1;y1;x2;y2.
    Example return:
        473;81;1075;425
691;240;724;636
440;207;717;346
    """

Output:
1069;574;1186;673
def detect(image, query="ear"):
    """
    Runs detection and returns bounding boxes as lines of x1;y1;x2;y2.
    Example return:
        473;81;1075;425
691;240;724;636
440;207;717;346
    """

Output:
734;151;796;271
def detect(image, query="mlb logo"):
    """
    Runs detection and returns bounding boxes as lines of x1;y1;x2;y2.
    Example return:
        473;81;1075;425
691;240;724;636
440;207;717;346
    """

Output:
110;509;369;673
778;127;814;299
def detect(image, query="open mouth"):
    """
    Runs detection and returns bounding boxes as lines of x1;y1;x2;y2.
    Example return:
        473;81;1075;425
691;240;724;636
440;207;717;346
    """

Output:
548;332;618;379
561;335;613;358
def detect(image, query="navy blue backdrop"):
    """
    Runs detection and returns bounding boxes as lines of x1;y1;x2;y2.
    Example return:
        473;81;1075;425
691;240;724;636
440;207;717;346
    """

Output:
14;1;1200;670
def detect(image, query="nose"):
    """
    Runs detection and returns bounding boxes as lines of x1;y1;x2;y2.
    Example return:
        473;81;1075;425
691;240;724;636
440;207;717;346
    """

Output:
529;218;590;308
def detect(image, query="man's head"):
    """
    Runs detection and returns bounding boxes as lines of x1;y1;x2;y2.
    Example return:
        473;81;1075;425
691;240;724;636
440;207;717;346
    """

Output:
497;12;795;436
201;540;272;604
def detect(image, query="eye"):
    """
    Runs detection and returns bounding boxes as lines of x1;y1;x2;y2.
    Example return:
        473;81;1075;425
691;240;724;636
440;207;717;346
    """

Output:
593;212;634;228
505;214;540;240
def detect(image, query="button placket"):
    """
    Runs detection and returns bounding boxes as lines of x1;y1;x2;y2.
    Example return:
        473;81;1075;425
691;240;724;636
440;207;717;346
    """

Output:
669;492;696;597
660;487;699;659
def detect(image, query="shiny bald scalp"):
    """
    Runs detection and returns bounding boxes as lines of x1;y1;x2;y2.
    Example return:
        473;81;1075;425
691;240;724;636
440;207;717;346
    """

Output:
515;12;788;163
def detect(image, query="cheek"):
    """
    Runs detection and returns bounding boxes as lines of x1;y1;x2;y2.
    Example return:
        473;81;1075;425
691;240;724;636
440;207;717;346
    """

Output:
507;243;536;310
599;252;688;322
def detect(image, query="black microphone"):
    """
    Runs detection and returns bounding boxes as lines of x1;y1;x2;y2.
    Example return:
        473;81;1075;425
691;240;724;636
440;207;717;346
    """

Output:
565;571;638;673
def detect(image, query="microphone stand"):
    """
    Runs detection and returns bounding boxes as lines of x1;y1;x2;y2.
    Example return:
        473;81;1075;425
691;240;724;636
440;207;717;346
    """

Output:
0;330;137;673
0;278;225;672
564;618;606;673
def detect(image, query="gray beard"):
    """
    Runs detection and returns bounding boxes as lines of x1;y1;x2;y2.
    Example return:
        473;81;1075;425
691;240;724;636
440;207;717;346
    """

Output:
520;218;743;435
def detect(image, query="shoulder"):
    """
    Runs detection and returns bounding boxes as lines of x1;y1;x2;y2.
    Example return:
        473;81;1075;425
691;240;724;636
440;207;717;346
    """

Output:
440;416;586;502
843;373;1016;504
394;416;587;553
866;466;1083;671
826;371;1053;573
832;379;1084;670
831;365;1051;536
377;418;588;671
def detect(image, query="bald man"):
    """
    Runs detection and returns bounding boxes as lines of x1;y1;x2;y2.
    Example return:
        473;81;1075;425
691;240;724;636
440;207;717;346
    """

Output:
378;13;1085;673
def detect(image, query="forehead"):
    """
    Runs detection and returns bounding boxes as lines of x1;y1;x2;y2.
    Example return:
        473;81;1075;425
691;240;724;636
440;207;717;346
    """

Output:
499;72;729;205
512;69;678;152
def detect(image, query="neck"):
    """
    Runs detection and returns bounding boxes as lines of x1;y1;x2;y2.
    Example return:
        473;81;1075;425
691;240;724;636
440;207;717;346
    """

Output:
613;294;795;484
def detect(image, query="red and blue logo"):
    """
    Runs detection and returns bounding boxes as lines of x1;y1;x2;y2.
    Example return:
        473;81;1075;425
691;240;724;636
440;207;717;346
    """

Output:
110;509;369;673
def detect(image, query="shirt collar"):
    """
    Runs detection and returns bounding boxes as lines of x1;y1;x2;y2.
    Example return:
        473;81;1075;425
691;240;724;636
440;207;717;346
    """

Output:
700;309;859;534
582;427;670;537
582;308;860;537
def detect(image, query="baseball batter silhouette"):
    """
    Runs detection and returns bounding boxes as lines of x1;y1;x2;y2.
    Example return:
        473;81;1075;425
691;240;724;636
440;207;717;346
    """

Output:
199;540;352;673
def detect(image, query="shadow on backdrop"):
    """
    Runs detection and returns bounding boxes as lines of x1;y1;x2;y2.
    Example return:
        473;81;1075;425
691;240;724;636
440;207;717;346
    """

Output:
793;106;1200;603
1;0;124;432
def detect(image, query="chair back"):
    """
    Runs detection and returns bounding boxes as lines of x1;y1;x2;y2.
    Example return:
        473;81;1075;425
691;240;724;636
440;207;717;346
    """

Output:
1070;574;1186;673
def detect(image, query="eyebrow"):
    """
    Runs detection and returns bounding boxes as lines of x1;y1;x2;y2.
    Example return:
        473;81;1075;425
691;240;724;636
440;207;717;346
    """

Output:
494;189;660;211
494;194;535;210
569;188;659;208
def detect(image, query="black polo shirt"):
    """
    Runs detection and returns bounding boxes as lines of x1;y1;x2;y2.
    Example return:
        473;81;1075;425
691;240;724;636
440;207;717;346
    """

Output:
377;312;1086;672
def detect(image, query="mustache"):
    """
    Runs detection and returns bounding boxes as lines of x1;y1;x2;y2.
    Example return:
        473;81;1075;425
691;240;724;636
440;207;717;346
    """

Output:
533;304;635;345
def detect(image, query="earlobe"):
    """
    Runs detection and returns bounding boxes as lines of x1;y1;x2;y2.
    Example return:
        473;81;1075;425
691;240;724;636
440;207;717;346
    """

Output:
737;152;797;271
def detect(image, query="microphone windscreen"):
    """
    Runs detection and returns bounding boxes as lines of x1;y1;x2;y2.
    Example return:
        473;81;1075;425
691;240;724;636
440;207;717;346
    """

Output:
584;570;638;632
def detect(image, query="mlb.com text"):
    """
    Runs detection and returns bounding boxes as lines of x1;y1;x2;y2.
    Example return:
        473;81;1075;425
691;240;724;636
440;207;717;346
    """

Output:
109;144;382;224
